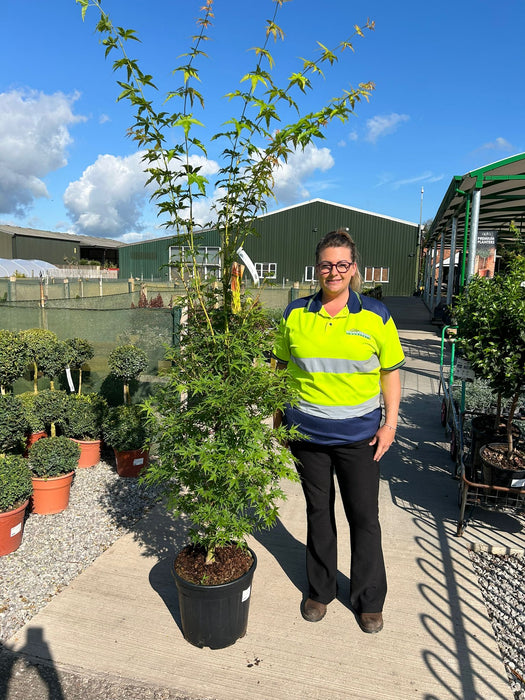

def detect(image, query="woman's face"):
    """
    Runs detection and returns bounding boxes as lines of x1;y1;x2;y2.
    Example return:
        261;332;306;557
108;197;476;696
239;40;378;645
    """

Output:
316;245;356;300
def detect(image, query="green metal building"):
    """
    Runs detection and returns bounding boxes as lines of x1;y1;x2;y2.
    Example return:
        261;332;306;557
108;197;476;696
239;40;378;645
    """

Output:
118;199;419;296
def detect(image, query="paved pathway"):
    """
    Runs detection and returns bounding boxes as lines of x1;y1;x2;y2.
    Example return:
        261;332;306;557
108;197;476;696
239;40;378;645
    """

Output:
3;296;525;699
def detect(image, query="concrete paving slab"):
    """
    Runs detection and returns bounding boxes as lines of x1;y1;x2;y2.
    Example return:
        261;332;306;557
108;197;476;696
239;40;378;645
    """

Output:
4;297;524;699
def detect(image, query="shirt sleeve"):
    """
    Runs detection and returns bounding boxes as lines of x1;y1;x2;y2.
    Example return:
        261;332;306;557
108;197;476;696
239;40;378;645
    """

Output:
377;316;405;371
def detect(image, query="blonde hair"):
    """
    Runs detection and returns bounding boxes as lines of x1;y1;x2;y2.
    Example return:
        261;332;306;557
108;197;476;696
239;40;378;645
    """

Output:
315;229;362;292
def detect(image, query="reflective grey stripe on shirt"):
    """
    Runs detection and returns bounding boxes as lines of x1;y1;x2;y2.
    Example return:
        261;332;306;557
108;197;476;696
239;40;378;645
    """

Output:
296;394;381;419
290;354;380;374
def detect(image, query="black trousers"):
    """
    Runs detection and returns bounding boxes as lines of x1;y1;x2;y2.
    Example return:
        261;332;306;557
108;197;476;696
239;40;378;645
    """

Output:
290;439;387;614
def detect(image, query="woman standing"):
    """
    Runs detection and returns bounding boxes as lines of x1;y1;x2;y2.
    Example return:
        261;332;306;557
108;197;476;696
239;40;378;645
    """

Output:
273;229;404;633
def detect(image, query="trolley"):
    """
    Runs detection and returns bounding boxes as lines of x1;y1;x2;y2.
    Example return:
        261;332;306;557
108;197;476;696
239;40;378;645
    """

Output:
439;326;525;536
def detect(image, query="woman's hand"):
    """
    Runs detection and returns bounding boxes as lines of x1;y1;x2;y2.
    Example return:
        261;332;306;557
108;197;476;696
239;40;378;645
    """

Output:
369;423;396;461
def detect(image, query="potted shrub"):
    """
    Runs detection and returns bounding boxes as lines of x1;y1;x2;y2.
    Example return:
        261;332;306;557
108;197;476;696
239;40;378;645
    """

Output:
61;393;108;468
107;344;148;405
79;0;373;648
0;454;33;555
28;436;80;514
102;404;149;477
0;394;30;455
455;255;525;486
65;337;94;395
0;330;29;395
33;389;68;438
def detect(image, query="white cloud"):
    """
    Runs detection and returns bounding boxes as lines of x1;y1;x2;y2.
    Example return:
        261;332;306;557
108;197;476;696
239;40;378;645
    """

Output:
365;113;409;143
271;143;334;204
376;170;444;190
64;152;150;237
477;137;514;152
99;114;111;124
0;89;85;215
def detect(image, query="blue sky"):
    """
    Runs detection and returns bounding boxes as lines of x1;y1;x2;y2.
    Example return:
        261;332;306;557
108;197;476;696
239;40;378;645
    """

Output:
1;0;524;242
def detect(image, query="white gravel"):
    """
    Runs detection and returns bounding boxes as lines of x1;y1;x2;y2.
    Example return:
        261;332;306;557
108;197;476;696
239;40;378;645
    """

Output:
470;550;525;700
0;453;162;641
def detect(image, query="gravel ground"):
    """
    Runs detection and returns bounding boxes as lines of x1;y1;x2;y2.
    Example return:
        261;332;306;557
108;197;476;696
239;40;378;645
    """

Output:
470;551;525;700
0;453;214;699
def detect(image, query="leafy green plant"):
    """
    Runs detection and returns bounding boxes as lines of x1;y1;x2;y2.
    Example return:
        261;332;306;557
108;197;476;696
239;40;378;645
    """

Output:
29;436;80;478
0;330;29;395
19;328;61;393
33;389;68;438
0;454;33;512
0;395;30;455
454;255;525;455
77;0;374;565
108;344;148;405
18;391;46;434
65;338;94;395
61;393;107;440
102;404;148;452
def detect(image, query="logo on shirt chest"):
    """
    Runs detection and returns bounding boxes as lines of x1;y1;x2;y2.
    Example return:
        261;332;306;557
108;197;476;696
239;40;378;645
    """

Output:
346;329;371;339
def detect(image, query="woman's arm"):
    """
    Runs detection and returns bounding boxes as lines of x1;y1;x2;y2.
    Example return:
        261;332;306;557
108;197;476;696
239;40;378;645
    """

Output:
369;369;401;461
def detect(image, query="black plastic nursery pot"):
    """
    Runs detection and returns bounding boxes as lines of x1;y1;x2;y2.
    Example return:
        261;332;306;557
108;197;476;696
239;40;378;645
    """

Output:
172;548;257;649
480;443;525;488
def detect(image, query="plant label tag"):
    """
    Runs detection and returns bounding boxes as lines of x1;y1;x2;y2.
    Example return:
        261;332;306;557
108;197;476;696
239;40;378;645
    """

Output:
242;586;251;602
454;357;475;382
511;478;525;488
10;523;22;537
133;458;144;466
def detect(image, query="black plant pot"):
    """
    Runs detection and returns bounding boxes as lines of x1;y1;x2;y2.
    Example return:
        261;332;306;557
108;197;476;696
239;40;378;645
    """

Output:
173;548;257;649
480;443;525;488
470;415;519;478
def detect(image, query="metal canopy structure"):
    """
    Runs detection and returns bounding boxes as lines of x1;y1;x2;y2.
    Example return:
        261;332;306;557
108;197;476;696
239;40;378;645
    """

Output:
423;152;525;313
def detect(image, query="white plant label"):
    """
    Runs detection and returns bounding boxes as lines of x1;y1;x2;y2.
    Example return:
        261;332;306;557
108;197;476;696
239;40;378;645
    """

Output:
511;478;525;488
10;523;22;537
242;586;251;602
133;458;144;466
65;367;76;392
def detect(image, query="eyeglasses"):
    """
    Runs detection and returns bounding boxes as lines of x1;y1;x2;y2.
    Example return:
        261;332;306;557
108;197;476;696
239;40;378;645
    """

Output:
316;261;354;275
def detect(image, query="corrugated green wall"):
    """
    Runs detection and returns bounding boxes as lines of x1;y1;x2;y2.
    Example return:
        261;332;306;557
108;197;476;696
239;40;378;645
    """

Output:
13;235;77;265
0;231;12;258
118;201;418;296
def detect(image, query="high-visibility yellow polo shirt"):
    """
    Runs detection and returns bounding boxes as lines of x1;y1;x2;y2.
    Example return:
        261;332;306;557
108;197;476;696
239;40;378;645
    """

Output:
272;289;405;444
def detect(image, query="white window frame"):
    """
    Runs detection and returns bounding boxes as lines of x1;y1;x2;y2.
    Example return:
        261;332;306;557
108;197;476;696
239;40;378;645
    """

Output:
304;265;317;282
364;266;390;284
169;245;221;281
254;262;277;280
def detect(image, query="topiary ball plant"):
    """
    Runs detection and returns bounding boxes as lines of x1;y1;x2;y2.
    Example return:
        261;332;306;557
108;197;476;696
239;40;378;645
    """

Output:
0;330;29;395
33;389;68;438
61;393;108;440
108;344;148;405
28;436;81;478
0;454;33;512
102;404;148;452
0;394;30;455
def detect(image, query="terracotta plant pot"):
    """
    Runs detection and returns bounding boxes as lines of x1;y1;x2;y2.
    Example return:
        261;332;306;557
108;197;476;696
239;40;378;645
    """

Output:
71;438;101;469
31;472;75;515
0;500;29;556
24;430;47;457
113;448;149;478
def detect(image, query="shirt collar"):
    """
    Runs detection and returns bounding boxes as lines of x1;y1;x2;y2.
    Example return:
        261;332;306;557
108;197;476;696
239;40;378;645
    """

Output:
306;289;362;314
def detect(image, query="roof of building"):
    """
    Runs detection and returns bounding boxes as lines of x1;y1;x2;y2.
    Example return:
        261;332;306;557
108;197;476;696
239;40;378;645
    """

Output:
0;258;58;278
427;152;525;245
0;224;121;248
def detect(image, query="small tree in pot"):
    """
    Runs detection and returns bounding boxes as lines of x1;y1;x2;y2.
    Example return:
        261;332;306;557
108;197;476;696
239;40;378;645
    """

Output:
107;345;148;405
28;436;81;514
33;389;68;438
19;328;59;393
455;255;525;483
61;393;108;468
102;404;149;477
78;0;374;648
65;338;94;395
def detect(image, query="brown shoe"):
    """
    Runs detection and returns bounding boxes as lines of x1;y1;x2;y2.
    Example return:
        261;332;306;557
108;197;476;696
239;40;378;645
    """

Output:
358;612;383;634
302;598;327;622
